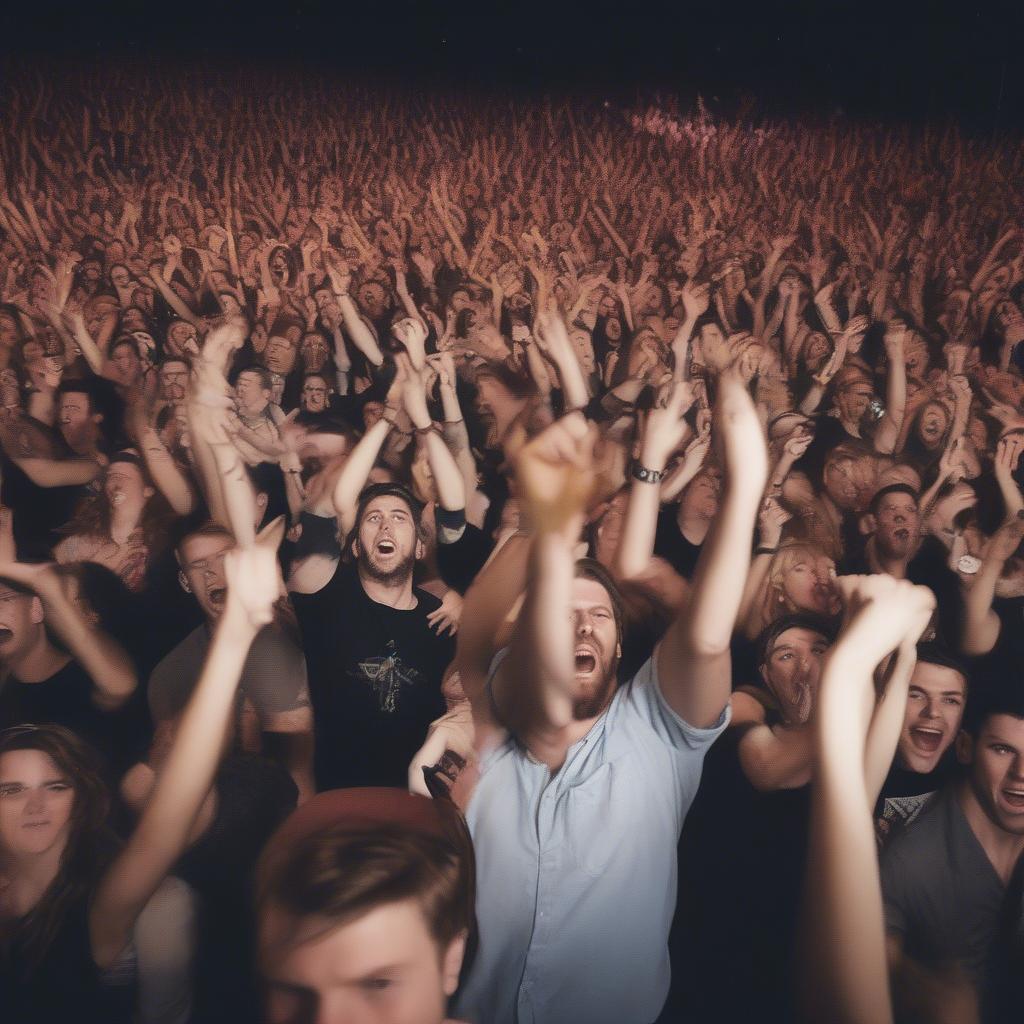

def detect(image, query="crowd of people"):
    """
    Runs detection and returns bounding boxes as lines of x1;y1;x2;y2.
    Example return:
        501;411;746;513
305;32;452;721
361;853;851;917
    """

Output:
1;66;1024;1023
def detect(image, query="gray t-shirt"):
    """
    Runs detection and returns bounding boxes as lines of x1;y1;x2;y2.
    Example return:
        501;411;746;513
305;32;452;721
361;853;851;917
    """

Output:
148;622;309;728
881;787;1005;981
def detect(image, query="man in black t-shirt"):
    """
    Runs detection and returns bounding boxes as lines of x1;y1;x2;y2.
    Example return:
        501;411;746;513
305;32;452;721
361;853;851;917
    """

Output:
291;483;453;791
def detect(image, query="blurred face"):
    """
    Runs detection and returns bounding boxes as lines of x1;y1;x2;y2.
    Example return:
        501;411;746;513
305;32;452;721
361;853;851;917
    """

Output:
0;311;19;350
873;492;920;560
57;392;95;447
264;335;298;376
803;332;830;370
898;662;966;774
762;627;830;725
961;715;1024;836
105;461;150;512
836;382;874;426
779;552;840;617
570;577;620;720
0;750;75;860
262;899;463;1024
179;533;232;619
236;371;271;414
112;342;141;382
823;456;860;509
917;402;950;450
569;328;596;374
301;334;330;373
302;375;330;413
604;316;622;343
593;492;629;568
110;265;132;290
904;334;929;378
681;467;722;521
358;283;387;320
167;321;199;358
0;584;41;663
355;497;420;585
159;360;189;402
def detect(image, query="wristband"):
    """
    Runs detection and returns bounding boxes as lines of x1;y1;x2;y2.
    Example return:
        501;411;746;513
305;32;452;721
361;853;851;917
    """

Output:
755;546;778;557
631;462;664;485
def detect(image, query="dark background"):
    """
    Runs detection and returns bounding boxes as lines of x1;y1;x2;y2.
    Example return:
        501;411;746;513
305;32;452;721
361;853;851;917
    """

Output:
2;1;1023;127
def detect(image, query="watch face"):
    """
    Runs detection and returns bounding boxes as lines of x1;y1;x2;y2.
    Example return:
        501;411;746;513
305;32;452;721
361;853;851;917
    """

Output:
958;554;982;575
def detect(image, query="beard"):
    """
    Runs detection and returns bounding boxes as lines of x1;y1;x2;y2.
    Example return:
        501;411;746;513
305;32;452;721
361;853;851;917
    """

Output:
358;547;415;586
571;657;619;721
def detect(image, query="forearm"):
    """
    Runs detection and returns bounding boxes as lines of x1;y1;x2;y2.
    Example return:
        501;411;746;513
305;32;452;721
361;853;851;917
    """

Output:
332;418;390;535
13;456;100;487
422;431;466;511
612;474;661;581
138;429;195;516
338;295;383;367
961;558;1003;655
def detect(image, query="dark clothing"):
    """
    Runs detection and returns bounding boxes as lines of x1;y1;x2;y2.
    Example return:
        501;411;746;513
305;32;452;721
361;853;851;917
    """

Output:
881;788;1006;984
653;506;703;581
0;660;137;776
1;456;85;558
875;752;959;845
292;564;453;790
668;726;810;1022
3;894;135;1024
436;521;493;594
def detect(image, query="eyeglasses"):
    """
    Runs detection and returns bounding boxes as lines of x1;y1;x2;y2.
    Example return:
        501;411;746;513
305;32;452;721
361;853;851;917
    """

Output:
184;550;228;576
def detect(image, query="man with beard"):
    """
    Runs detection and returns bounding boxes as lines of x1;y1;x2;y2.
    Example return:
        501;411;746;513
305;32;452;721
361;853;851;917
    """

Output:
290;483;453;791
881;683;1024;1018
452;367;766;1024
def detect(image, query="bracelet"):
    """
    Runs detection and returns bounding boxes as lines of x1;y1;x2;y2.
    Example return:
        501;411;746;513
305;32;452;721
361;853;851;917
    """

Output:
755;546;778;557
415;423;435;436
631;462;664;485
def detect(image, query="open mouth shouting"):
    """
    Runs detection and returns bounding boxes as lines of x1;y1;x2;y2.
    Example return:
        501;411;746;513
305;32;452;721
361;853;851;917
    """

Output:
206;586;227;609
909;725;944;754
1002;787;1024;811
0;626;13;645
574;645;598;676
375;538;397;558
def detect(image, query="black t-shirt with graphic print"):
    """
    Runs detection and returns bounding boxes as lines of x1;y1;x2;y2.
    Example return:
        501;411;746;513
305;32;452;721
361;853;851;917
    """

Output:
292;563;452;791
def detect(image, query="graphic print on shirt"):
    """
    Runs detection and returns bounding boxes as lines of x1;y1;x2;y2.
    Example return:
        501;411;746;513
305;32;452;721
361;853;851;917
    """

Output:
353;639;424;712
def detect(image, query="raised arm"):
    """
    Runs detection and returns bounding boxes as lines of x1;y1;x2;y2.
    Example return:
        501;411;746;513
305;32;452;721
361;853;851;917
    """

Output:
801;575;934;1024
0;558;137;710
89;521;283;969
962;517;1024;656
657;368;768;727
873;323;907;455
534;310;590;411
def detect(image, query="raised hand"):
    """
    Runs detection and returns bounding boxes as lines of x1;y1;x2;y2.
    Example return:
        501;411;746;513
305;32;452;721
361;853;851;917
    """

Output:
223;517;286;631
640;380;694;469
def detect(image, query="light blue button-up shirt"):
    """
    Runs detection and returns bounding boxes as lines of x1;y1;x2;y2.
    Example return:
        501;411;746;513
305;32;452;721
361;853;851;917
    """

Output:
454;652;729;1024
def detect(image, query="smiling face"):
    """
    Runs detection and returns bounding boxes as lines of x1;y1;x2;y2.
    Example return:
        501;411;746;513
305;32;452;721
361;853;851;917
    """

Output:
0;749;74;860
354;496;421;586
960;714;1024;836
262;899;463;1024
570;576;620;720
898;662;966;774
762;626;831;725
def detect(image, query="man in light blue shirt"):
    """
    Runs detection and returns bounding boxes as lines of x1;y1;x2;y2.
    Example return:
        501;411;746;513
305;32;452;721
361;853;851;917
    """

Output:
452;369;768;1024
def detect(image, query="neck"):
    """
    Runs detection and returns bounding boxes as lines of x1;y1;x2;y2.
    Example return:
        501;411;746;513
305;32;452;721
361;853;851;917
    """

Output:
5;632;69;683
676;506;711;545
358;569;417;609
1;842;65;916
526;716;602;774
956;782;1024;884
865;536;910;579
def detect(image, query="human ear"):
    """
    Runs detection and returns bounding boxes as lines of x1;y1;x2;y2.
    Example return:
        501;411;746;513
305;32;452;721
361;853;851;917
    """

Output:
178;570;192;594
441;931;468;997
859;513;877;537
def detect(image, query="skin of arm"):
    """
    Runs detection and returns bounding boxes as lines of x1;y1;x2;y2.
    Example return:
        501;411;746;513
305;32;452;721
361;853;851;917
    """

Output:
612;381;691;580
961;518;1024;655
137;425;195;516
535;311;589;411
12;456;101;488
89;523;283;969
874;326;908;454
657;369;768;727
0;561;137;710
738;722;814;791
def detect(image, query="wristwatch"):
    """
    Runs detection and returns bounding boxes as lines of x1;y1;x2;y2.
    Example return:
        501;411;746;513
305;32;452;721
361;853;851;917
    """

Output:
632;462;664;485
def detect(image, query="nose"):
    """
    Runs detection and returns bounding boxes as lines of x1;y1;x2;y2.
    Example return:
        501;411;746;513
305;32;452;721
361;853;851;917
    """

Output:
921;698;939;720
576;615;593;637
25;787;46;815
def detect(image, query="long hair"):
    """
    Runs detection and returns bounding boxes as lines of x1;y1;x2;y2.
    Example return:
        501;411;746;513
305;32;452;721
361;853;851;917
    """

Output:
0;725;115;973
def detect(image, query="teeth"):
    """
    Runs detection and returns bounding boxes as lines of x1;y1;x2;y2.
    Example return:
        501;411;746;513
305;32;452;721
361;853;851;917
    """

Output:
109;492;126;505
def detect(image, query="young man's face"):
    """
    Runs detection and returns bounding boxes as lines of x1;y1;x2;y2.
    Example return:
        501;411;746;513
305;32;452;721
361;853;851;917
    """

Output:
301;376;330;413
570;577;620;720
262;898;465;1024
57;392;96;447
0;584;43;665
873;492;920;560
355;496;420;585
159;360;189;403
236;371;271;415
762;627;830;726
961;714;1024;835
178;533;232;620
898;662;966;774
